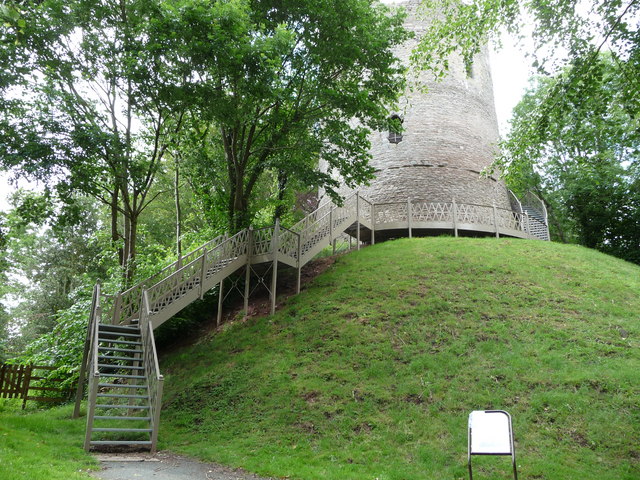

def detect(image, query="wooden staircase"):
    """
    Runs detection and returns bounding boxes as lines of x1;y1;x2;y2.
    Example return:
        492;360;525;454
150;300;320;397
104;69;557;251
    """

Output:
84;323;154;450
76;192;549;452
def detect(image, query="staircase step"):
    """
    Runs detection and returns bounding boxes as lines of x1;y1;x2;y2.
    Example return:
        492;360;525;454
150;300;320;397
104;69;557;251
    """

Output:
90;440;152;446
98;383;148;389
100;373;146;379
98;355;140;362
98;339;142;346
94;416;151;421
98;363;145;371
92;427;153;433
99;346;143;354
97;393;149;400
98;330;141;339
95;404;150;410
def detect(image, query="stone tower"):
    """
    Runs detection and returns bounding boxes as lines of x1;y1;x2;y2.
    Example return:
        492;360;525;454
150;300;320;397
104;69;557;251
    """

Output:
356;0;512;210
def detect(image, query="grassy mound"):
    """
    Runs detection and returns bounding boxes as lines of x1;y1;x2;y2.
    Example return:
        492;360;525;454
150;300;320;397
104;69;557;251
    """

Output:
159;237;639;480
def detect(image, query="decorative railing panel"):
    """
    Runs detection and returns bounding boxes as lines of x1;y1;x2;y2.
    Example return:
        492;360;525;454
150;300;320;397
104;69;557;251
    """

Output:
252;227;275;257
412;202;454;223
456;203;493;227
146;256;203;315
495;208;522;232
279;226;300;263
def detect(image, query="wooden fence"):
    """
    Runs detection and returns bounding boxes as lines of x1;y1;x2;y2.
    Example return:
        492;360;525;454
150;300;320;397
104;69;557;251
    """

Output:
0;364;73;409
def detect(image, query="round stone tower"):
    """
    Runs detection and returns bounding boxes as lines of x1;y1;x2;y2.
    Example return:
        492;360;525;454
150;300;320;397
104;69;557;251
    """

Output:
357;0;512;209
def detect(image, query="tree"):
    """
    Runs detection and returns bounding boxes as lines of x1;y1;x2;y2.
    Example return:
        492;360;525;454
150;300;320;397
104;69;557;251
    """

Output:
0;0;189;281
498;54;640;264
150;0;410;230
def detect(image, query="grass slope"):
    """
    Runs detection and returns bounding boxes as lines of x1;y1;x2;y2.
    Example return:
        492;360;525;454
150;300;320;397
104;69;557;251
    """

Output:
159;237;639;480
0;401;97;480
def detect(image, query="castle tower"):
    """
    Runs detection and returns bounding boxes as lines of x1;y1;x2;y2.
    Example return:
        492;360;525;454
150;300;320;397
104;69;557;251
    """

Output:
356;0;512;210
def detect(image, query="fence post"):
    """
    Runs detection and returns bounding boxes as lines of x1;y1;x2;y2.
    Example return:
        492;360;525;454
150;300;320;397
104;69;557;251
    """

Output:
452;199;459;238
271;220;280;316
244;227;253;317
356;193;361;250
21;364;32;409
407;198;413;238
493;204;499;238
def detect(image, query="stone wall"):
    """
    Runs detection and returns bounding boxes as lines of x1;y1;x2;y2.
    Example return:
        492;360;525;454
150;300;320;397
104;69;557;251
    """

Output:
345;0;511;210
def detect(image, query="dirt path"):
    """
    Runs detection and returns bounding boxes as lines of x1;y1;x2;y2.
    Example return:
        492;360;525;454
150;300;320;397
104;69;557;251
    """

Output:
91;452;274;480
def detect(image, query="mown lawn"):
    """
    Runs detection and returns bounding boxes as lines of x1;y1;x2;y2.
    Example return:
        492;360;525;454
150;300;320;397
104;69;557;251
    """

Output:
0;401;97;480
159;237;640;480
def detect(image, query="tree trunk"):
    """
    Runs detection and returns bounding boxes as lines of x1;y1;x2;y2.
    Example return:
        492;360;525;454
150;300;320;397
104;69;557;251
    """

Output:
175;158;182;259
273;170;288;223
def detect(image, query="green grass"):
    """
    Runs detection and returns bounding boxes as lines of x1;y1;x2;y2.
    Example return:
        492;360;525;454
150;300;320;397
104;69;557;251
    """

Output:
158;237;640;480
0;401;97;480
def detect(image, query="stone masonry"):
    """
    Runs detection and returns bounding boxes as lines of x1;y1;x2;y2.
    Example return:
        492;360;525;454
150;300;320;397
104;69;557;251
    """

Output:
348;0;512;210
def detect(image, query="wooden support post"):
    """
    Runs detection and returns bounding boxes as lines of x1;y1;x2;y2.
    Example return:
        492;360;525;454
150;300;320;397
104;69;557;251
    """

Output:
452;199;459;237
329;209;333;246
83;373;99;451
407;198;413;238
296;232;302;295
199;248;207;299
524;213;531;239
356;192;361;250
492;204;499;238
244;227;253;317
270;220;279;316
150;376;164;454
371;203;376;245
217;278;224;327
332;238;337;255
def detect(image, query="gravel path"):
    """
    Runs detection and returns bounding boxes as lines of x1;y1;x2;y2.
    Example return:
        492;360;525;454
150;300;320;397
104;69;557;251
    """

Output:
91;452;274;480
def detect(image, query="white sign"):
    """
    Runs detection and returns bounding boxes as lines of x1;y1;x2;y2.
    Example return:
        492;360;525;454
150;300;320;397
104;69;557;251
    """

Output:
469;410;513;455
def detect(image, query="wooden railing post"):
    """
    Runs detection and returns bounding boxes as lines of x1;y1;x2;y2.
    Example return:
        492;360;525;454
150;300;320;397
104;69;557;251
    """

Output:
150;376;164;454
270;220;280;316
407;198;413;238
492;204;499;238
199;248;208;299
524;213;531;239
356;192;361;250
244;227;253;317
452;199;459;237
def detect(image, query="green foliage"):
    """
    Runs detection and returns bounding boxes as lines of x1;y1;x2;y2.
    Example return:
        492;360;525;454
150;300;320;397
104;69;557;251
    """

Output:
497;54;640;263
0;402;97;480
153;0;410;230
160;238;640;480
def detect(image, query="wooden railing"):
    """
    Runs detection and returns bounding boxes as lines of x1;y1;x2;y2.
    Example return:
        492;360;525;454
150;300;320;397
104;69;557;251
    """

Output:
140;290;164;454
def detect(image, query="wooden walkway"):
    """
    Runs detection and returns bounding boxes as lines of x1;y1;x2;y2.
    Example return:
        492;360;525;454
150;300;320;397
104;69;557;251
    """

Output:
76;192;549;451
